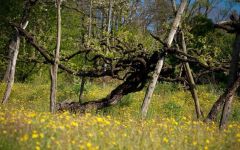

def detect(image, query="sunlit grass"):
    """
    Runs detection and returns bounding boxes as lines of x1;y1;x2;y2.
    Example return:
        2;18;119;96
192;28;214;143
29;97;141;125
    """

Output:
1;82;240;149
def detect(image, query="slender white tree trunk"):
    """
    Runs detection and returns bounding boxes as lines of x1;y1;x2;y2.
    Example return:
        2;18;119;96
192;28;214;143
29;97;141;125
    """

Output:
107;0;113;36
3;53;13;82
89;0;92;37
79;0;92;102
103;0;113;87
2;30;20;104
50;0;61;113
141;0;187;118
2;22;28;104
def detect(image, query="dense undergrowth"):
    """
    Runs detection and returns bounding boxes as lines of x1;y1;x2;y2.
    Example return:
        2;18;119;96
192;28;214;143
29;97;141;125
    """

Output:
1;80;240;150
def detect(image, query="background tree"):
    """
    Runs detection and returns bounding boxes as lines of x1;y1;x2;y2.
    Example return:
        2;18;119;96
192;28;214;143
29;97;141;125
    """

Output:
1;0;38;104
50;0;62;113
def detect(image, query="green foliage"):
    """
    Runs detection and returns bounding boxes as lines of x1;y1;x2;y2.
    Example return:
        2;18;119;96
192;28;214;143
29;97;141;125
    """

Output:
231;108;240;121
183;20;233;68
190;14;214;37
231;98;240;121
116;25;160;52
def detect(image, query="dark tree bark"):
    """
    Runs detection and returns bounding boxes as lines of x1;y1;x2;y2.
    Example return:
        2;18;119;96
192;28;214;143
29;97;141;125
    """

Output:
57;52;161;113
219;75;240;129
205;32;240;123
179;30;203;119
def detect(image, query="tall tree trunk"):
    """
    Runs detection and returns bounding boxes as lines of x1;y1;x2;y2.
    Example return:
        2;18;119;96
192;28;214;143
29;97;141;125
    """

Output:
79;0;92;103
103;0;113;87
219;33;240;128
2;0;38;103
50;0;61;113
141;0;187;118
205;33;240;122
3;51;13;82
171;0;202;119
107;0;113;36
2;22;29;104
88;0;92;38
219;76;240;129
2;29;20;104
180;31;203;119
79;28;85;103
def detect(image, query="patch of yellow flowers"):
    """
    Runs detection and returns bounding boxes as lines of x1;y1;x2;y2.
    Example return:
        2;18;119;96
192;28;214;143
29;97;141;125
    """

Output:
0;106;240;150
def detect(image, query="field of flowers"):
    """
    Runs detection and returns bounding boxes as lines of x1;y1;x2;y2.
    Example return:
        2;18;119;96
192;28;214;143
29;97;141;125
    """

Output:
1;82;240;150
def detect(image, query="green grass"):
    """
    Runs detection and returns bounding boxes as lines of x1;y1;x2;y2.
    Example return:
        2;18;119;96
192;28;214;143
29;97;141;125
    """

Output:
1;81;240;149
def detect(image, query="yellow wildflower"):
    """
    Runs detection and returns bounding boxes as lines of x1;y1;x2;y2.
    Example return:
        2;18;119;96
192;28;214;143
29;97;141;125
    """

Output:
86;142;92;148
20;134;29;142
192;141;197;146
71;121;78;127
163;137;169;143
36;146;40;150
206;139;210;144
40;119;45;123
236;133;240;138
32;133;39;139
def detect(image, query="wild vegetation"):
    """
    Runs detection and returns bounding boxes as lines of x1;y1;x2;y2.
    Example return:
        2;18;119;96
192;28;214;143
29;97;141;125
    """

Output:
1;82;240;150
1;0;240;149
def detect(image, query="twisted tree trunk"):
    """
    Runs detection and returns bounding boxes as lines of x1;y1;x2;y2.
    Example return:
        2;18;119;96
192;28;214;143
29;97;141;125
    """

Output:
57;52;158;113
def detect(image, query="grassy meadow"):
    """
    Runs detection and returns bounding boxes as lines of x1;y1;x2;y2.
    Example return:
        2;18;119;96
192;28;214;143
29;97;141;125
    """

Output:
1;79;240;150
